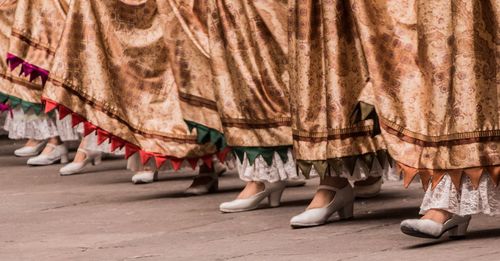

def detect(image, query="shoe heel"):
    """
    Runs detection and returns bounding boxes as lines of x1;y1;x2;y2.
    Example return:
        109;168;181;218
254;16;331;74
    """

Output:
268;189;284;208
93;155;102;166
60;154;69;164
449;221;469;238
338;201;354;220
209;180;219;193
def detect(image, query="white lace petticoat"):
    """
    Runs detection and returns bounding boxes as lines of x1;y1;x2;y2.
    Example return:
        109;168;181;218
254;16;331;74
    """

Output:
420;173;500;216
237;149;298;183
3;107;79;141
75;126;124;155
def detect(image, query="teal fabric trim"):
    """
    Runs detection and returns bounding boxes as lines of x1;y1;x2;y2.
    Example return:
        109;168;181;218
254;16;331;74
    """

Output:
185;120;227;149
232;146;291;166
0;92;44;115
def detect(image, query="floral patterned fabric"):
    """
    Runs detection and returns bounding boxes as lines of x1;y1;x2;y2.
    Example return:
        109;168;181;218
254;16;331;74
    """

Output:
288;0;387;178
42;0;218;164
207;0;292;150
289;0;499;186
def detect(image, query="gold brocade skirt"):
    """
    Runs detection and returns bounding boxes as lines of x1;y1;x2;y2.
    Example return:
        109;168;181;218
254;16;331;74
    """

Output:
289;0;499;189
42;0;222;169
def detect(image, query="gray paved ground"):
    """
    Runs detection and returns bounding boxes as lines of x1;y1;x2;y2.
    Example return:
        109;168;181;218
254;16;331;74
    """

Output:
1;138;500;261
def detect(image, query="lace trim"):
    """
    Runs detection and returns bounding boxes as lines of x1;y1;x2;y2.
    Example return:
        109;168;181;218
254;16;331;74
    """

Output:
420;173;500;216
237;149;298;183
3;107;78;141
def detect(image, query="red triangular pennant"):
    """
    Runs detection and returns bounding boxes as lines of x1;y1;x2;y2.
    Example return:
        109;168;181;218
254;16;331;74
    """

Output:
139;150;153;165
71;113;85;127
110;137;125;152
58;105;71;120
170;158;183;171
44;99;58;114
188;158;199;170
83;122;97;136
155;155;168;169
96;129;110;145
217;147;232;162
202;155;213;169
125;144;139;159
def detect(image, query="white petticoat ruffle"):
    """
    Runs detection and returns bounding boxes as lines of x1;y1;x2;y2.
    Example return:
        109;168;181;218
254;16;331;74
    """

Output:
75;126;124;155
237;149;298;183
420;173;500;216
3;107;79;141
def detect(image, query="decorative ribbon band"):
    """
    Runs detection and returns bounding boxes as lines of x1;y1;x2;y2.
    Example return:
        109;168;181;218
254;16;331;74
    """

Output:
6;53;50;87
42;97;232;171
185;120;226;149
0;92;44;115
297;150;392;179
232;146;291;166
397;162;500;191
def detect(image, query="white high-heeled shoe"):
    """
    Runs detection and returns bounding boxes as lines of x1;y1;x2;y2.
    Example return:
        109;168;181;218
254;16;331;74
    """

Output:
132;171;159;184
27;143;69;166
400;215;472;239
59;149;103;176
14;140;47;157
354;177;382;198
290;184;354;228
219;181;287;213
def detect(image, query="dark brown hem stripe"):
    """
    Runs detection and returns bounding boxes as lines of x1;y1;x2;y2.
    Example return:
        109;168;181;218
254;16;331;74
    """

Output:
11;30;56;55
50;78;198;144
223;121;292;129
381;121;500;147
0;72;43;90
178;92;218;111
293;130;373;142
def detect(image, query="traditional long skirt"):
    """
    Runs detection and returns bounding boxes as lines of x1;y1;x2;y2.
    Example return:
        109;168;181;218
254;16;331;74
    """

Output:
207;0;298;182
42;0;222;171
0;0;77;141
288;0;392;182
354;0;499;215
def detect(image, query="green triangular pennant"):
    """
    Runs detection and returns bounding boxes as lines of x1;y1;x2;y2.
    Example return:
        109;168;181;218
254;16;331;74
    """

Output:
9;97;21;107
21;101;31;113
359;102;374;121
342;156;357;176
186;121;196;132
276;148;289;163
362;153;375;169
33;104;43;115
259;149;274;166
313;161;329;178
327;158;344;175
297;161;313;179
246;149;261;165
0;93;8;103
376;150;388;168
233;148;245;164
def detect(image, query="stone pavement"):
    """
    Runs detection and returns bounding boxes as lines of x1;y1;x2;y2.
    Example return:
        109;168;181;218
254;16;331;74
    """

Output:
1;138;499;261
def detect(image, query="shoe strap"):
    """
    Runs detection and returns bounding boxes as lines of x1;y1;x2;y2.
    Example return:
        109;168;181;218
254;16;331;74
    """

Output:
76;148;89;156
317;185;344;192
45;143;58;149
